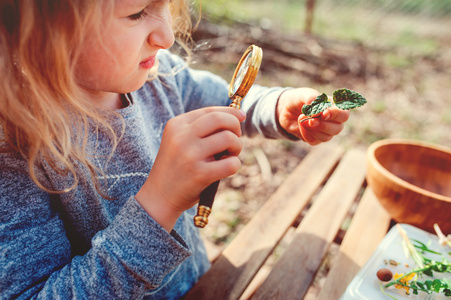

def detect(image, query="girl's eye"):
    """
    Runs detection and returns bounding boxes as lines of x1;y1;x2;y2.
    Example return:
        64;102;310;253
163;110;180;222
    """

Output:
128;10;147;21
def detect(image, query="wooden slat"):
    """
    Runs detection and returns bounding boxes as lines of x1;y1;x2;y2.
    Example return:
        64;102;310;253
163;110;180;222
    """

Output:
252;149;367;300
317;188;391;300
239;265;271;300
184;144;344;300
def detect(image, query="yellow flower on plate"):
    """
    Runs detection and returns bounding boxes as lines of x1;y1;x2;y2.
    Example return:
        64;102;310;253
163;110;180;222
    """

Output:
393;272;416;294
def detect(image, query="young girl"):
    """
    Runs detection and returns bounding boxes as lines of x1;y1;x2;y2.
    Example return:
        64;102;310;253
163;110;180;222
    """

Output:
0;0;349;298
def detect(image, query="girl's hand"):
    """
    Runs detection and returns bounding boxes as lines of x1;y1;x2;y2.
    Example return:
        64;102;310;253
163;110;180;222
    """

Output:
276;88;350;145
136;107;246;231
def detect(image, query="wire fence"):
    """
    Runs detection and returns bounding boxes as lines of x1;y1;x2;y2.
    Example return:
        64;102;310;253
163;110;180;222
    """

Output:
326;0;451;17
302;0;451;48
201;0;451;54
257;0;451;65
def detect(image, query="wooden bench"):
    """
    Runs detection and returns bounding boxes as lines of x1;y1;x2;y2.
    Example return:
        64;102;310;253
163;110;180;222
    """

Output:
185;143;392;299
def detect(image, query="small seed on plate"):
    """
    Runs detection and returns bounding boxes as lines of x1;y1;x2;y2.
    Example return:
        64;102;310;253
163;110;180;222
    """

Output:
377;268;393;281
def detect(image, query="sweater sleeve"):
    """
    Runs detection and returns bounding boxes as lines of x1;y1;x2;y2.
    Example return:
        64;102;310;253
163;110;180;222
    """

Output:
240;85;295;139
0;156;191;299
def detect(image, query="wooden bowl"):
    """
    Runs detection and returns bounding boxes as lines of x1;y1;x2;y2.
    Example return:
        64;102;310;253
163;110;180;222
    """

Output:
366;139;451;234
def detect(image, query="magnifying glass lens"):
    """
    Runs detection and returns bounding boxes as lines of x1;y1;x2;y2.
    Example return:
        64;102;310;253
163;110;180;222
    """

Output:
228;45;262;103
232;53;251;94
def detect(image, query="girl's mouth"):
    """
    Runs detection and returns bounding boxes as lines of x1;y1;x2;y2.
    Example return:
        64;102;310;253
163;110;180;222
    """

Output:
139;56;156;69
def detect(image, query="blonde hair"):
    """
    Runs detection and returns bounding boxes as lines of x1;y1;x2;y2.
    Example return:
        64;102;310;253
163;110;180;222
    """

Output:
0;0;194;196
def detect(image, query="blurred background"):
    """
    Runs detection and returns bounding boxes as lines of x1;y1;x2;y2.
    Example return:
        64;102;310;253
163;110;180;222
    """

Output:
185;0;451;252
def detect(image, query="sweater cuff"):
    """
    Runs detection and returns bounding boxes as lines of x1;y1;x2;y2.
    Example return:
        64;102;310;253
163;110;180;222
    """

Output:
91;196;191;288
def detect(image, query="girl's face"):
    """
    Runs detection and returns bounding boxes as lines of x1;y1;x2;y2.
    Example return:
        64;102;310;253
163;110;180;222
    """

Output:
76;0;174;107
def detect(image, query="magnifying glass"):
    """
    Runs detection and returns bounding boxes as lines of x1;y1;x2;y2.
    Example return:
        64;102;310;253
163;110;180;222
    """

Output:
194;45;263;228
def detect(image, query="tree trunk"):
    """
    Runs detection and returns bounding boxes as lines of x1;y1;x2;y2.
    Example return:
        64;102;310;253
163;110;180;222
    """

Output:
305;0;316;34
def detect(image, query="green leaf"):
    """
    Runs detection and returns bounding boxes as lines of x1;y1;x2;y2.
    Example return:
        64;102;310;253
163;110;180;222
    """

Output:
443;278;451;287
411;282;419;295
432;279;444;292
424;269;434;277
425;280;433;291
301;93;332;117
333;88;367;110
413;239;442;255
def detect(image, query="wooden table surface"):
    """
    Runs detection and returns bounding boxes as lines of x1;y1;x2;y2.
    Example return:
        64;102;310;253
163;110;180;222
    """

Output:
185;143;393;300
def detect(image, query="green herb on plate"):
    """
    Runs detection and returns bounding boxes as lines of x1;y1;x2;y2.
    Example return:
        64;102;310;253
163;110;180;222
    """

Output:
380;224;451;298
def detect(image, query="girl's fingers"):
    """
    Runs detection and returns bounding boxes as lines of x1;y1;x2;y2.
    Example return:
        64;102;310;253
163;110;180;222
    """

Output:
199;130;243;159
191;111;243;138
198;156;242;182
322;107;350;123
300;132;320;145
300;129;331;145
317;121;345;137
299;119;344;144
181;106;246;125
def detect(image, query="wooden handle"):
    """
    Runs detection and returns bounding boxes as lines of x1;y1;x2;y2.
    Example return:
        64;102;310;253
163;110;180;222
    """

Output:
194;181;219;228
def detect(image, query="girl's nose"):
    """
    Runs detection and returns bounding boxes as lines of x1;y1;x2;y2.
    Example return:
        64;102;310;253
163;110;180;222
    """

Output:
148;14;175;50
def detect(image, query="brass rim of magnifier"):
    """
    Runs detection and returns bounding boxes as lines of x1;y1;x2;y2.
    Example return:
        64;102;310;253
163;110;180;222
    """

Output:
228;45;263;100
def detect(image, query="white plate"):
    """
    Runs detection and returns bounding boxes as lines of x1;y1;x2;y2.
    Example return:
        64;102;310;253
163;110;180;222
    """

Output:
341;224;450;300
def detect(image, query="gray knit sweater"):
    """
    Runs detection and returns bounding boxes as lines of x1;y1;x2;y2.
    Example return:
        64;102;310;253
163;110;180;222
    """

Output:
0;50;289;299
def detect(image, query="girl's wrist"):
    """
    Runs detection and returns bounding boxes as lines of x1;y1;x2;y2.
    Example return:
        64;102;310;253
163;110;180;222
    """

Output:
135;186;183;233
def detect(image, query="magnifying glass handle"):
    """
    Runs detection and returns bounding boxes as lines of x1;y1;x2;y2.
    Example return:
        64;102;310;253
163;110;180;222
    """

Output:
194;151;225;228
194;97;243;228
194;45;261;228
229;96;242;109
194;181;219;228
